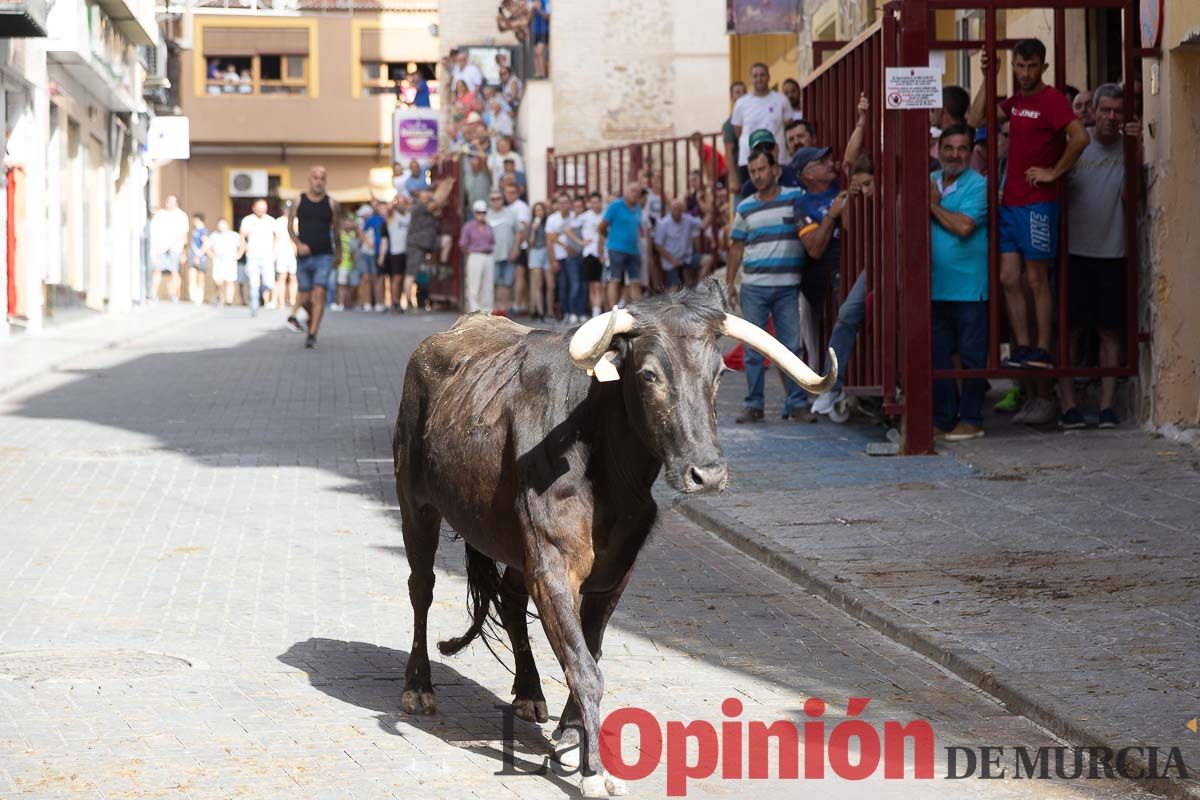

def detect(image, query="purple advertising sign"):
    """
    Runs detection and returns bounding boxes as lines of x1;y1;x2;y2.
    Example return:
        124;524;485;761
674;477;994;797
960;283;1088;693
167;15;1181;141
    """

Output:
392;109;439;164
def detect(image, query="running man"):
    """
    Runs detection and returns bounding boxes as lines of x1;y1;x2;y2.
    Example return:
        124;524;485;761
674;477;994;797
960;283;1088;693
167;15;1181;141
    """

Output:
287;166;341;349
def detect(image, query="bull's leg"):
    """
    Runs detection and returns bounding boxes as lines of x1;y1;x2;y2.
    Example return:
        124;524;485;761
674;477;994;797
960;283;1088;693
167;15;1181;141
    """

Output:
497;566;548;723
554;569;635;750
527;559;625;798
400;503;442;715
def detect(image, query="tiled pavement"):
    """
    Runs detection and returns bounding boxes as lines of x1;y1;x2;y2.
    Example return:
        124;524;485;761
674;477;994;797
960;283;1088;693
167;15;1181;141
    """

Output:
0;308;1162;799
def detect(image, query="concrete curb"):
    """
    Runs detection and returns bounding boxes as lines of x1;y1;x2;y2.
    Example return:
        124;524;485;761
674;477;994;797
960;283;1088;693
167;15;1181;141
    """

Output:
0;306;210;398
674;495;1200;800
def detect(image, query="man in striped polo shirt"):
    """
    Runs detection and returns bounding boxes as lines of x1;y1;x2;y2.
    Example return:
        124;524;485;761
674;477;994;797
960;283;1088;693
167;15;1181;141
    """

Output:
727;147;810;424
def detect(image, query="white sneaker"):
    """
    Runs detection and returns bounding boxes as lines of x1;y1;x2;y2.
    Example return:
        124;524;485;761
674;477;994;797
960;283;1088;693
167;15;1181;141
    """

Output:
1019;397;1057;426
360;304;370;312
374;304;386;312
812;388;844;416
330;303;344;312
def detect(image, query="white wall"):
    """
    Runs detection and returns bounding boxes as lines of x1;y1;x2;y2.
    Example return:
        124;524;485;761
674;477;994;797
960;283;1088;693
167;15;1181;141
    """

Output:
517;80;554;205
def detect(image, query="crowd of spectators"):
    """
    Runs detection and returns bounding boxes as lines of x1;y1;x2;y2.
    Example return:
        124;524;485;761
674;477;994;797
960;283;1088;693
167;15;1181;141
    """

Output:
708;40;1139;438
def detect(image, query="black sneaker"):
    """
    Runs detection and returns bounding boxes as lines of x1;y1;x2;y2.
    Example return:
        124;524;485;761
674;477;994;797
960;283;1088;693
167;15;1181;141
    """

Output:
286;316;304;333
1058;407;1087;430
305;333;316;349
1098;408;1120;429
735;407;764;424
1024;348;1057;369
1002;346;1032;368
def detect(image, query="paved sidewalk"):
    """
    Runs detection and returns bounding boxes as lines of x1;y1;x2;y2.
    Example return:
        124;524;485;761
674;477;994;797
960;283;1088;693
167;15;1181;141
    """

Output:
0;309;1157;799
0;303;209;396
680;372;1200;798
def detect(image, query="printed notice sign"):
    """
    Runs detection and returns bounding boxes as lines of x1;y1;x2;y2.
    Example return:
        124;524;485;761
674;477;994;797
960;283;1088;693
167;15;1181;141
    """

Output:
885;67;943;110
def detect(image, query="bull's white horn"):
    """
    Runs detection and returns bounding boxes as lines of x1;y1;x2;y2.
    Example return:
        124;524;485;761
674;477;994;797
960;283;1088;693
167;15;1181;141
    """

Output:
722;313;837;395
569;308;636;371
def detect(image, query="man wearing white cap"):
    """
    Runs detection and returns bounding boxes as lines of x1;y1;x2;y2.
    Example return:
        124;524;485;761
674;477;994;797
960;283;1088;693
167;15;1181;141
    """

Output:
459;200;497;312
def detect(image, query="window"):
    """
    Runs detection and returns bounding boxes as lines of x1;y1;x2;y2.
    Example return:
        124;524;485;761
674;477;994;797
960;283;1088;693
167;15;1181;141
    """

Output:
202;25;311;96
360;61;436;99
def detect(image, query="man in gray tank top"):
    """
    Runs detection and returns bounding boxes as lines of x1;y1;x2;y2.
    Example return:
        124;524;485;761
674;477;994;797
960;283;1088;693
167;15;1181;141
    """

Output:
1058;84;1141;430
287;165;342;349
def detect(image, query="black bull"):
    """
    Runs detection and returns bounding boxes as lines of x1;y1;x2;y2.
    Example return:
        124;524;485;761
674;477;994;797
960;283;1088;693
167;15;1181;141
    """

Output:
391;281;833;796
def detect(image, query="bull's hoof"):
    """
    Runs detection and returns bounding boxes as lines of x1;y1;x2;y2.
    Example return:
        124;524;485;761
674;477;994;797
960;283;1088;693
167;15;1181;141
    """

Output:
553;725;582;769
580;772;626;798
401;689;437;715
513;698;549;723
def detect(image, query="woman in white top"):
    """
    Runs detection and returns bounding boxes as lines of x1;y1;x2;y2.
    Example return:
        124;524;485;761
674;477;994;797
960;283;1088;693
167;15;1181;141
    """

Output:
203;218;243;306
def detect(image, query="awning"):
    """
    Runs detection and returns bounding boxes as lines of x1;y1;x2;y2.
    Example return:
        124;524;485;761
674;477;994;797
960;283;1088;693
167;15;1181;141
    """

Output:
359;27;439;63
203;27;309;57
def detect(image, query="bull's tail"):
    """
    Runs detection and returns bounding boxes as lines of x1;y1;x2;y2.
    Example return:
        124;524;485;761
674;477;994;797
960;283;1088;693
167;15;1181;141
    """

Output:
437;543;503;656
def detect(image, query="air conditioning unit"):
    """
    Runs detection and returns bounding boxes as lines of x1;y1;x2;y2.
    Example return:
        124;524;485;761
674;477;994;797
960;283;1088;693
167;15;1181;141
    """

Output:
229;169;268;197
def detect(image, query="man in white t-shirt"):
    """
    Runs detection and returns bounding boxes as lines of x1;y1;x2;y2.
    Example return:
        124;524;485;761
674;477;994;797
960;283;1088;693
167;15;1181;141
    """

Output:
731;62;789;184
239;199;277;316
149;195;190;302
453;51;484;92
576;192;605;318
502;181;531;316
488;137;524;190
544;192;580;323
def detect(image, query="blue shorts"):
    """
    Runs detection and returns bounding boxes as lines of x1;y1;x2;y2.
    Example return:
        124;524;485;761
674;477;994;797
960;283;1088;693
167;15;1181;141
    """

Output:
603;250;641;283
297;253;335;293
999;202;1059;262
494;259;515;287
528;247;549;269
356;251;377;279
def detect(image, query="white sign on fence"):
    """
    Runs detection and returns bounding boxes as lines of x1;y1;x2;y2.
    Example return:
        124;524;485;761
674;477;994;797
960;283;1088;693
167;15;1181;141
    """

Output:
884;67;943;110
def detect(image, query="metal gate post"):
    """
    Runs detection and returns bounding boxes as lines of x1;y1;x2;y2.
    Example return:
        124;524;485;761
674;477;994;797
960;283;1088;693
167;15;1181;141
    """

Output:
898;0;934;455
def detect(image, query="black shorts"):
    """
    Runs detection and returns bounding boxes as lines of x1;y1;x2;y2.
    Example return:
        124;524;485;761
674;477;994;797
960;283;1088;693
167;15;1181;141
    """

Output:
382;253;406;277
582;255;603;283
1067;254;1124;332
801;255;832;316
517;249;529;269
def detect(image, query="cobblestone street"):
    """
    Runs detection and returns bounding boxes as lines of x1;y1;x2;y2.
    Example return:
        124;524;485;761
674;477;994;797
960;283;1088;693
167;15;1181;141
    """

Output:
0;310;1164;799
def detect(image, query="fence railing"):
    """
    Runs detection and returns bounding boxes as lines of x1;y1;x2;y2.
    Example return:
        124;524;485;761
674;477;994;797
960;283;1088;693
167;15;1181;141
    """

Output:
800;21;897;410
546;131;728;266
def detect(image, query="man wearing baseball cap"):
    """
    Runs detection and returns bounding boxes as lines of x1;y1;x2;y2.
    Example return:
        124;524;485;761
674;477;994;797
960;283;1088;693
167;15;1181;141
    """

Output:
459;199;496;313
792;145;850;397
737;129;800;199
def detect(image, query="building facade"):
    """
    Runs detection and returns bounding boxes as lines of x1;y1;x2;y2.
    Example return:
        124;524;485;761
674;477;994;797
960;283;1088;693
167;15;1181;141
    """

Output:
155;4;438;246
1;0;156;336
437;0;729;204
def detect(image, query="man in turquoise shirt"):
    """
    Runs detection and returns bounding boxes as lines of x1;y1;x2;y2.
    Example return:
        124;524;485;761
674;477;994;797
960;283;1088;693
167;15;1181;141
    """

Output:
598;181;645;307
930;124;989;441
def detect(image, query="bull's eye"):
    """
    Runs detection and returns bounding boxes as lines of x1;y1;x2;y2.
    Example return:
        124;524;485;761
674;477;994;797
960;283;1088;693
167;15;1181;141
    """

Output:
640;369;658;384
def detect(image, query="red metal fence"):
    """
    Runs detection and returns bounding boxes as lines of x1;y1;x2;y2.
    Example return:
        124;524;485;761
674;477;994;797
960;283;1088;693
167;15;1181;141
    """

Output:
800;21;897;411
545;132;729;276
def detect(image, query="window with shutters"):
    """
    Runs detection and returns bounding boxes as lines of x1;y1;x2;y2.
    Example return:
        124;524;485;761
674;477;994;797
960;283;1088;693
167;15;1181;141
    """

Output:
202;25;311;96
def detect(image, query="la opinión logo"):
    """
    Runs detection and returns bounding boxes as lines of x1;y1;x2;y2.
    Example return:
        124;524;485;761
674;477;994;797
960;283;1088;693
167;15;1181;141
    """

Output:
496;697;1192;796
